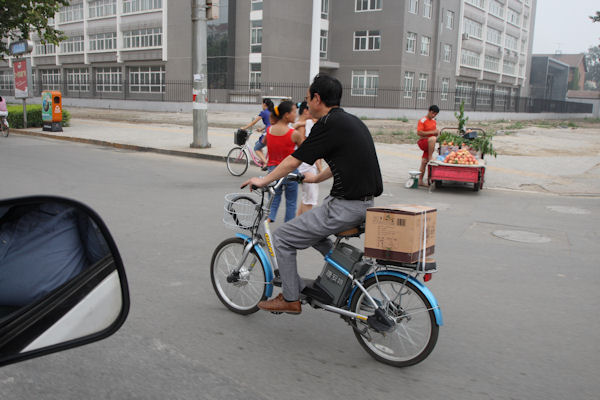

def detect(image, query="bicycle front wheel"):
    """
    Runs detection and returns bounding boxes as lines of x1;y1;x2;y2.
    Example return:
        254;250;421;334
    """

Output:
226;147;249;176
210;237;267;315
350;275;439;367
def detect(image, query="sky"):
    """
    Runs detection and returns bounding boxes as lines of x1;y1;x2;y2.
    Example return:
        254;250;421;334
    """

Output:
532;0;599;54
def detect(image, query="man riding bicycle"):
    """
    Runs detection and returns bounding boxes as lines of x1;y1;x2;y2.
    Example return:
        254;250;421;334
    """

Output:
242;75;383;314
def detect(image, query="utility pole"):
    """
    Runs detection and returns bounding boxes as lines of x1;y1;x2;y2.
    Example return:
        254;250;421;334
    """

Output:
190;0;210;148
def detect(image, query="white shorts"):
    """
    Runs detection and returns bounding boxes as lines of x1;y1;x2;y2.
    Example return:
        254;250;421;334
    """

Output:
299;163;319;205
0;111;7;117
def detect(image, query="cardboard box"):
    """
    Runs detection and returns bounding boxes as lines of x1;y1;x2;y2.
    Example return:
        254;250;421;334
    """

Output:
364;204;436;263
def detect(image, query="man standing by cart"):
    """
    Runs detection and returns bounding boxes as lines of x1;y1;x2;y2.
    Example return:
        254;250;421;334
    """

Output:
416;105;440;186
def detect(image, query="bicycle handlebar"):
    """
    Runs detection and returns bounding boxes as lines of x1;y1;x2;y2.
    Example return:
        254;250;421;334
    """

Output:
247;172;304;192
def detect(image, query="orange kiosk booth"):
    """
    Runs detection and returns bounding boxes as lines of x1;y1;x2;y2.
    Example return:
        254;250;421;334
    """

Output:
42;91;63;132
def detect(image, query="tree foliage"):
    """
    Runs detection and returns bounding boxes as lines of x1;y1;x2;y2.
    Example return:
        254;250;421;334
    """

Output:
0;0;70;58
590;11;600;22
586;46;600;88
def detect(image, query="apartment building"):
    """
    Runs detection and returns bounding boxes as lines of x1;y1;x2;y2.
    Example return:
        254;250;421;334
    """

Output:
0;0;537;109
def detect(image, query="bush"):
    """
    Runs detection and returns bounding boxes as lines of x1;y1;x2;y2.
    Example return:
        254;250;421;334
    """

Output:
6;103;70;128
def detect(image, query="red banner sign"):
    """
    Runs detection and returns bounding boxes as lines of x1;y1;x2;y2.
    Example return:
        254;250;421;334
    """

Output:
13;59;28;98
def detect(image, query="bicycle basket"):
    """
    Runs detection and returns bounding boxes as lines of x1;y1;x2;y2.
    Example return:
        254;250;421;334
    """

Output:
234;129;250;146
223;193;262;230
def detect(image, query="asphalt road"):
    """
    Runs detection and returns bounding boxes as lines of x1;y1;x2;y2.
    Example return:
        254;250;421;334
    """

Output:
0;135;598;400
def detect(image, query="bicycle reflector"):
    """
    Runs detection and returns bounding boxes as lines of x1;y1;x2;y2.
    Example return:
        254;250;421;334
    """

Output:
424;273;432;282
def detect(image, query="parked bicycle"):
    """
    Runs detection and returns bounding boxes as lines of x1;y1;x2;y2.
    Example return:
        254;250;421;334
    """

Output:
226;128;267;176
210;174;443;367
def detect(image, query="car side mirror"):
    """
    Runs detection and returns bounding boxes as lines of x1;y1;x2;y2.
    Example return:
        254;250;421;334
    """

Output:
0;196;129;367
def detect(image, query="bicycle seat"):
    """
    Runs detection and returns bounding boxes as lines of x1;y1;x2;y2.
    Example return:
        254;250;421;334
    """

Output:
335;224;365;238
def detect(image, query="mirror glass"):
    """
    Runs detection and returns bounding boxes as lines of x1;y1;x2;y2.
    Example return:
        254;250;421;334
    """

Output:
0;197;129;367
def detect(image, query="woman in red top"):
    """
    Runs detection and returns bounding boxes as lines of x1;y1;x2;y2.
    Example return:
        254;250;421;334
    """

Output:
265;101;304;222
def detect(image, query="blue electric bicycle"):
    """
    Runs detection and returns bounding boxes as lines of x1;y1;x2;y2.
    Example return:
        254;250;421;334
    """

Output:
210;174;443;367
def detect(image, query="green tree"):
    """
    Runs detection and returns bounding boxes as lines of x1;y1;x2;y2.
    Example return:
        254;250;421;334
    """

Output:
568;67;580;90
0;0;69;58
585;46;600;88
590;11;600;22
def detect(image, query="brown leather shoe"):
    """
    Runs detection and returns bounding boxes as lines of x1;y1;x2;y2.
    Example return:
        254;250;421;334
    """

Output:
258;294;301;314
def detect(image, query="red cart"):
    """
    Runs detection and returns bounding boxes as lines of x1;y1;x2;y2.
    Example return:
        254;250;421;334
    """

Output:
427;128;487;192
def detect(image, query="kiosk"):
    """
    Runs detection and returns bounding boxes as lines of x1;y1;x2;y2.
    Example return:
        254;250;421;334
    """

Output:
42;91;63;132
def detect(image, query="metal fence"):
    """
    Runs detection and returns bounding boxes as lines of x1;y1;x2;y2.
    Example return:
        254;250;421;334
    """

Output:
0;80;593;114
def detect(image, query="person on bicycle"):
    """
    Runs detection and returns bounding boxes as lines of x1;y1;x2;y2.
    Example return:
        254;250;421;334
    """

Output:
240;98;273;170
0;96;8;128
241;75;383;314
264;100;305;223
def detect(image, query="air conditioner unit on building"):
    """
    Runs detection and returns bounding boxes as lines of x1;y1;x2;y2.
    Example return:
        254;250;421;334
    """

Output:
462;33;470;40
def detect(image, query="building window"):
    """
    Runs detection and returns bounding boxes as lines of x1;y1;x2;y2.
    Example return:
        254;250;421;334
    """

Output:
89;0;116;18
60;36;84;54
250;63;261;90
423;0;432;18
523;14;529;30
521;39;527;53
489;0;504;18
465;0;484;8
96;67;122;92
66;68;89;92
123;27;162;49
446;10;454;29
353;30;381;51
123;0;162;14
495;87;508;106
486;27;502;46
250;20;262;53
321;0;329;18
455;81;474;105
129;66;165;93
404;71;414;98
503;59;516;75
440;78;449;101
443;44;452;62
59;3;84;23
461;49;480;68
351;70;379;96
507;8;520;26
463;18;483;39
36;42;56;55
320;30;328;58
41;69;61;91
406;32;416;53
476;83;493;106
417;73;428;100
420;36;431;56
0;71;14;90
89;32;117;51
408;0;418;14
251;0;263;11
484;55;500;71
505;34;518;51
355;0;381;12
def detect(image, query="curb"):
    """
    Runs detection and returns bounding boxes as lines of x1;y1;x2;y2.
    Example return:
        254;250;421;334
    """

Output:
11;129;227;163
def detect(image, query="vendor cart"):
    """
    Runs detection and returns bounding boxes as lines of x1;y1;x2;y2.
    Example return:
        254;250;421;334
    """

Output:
428;128;487;192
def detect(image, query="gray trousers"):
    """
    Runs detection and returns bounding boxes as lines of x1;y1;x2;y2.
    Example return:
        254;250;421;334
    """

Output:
272;196;374;301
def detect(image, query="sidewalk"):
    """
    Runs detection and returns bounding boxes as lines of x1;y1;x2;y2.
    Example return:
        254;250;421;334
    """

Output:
10;108;600;196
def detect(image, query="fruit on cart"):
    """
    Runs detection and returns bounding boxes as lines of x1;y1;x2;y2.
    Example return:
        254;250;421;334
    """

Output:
443;149;479;165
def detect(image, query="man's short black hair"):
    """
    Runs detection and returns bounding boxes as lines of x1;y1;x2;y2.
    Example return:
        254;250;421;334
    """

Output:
429;105;440;113
309;74;342;107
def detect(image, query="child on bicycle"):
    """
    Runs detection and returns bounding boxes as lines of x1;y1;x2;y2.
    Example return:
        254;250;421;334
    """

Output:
0;96;8;128
240;98;273;170
264;100;305;223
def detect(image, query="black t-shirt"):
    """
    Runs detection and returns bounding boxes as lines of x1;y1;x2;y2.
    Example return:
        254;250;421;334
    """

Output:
292;107;383;200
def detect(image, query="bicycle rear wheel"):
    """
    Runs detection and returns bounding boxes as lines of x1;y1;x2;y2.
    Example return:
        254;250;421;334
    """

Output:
1;120;8;137
226;147;249;176
350;275;438;367
210;237;267;315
